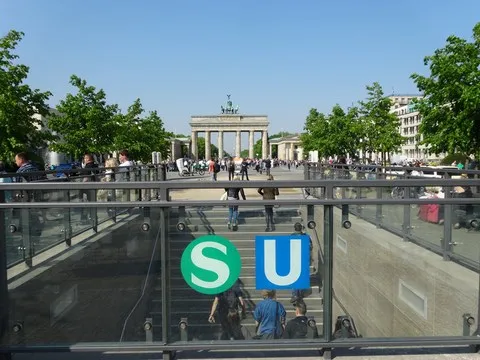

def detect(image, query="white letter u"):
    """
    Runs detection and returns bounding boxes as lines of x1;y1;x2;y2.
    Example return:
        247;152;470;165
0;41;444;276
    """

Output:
263;239;301;286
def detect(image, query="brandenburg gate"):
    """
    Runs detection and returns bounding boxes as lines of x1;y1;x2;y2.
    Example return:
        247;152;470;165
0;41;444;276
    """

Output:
190;95;269;160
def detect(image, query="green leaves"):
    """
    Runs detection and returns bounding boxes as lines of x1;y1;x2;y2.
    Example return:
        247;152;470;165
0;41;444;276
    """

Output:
411;22;480;157
301;82;404;162
0;30;53;162
48;77;172;163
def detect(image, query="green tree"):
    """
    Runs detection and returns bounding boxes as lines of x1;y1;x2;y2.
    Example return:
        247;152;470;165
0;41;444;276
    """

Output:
196;137;218;159
411;22;480;158
114;99;172;162
240;149;249;158
359;82;404;164
301;108;334;159
0;30;53;162
48;75;120;159
328;104;362;158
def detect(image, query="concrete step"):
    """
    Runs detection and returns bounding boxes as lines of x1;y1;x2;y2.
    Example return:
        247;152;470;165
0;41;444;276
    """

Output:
150;295;323;315
166;274;322;288
167;230;297;242
167;264;317;277
153;285;321;299
150;320;323;341
167;208;302;218
167;223;298;234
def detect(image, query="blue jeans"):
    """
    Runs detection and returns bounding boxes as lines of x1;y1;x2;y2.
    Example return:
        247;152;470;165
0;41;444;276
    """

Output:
228;206;239;224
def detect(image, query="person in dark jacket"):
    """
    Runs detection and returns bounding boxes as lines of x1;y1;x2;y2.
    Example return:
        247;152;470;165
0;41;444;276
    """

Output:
225;175;246;229
283;300;318;339
257;174;279;231
81;154;99;223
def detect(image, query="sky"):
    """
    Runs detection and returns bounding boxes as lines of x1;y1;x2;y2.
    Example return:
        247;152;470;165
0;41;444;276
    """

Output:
1;0;480;153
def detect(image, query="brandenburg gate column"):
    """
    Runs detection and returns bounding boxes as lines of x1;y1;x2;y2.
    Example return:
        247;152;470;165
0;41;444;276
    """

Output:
205;130;211;160
235;130;241;157
248;130;254;159
262;130;268;159
191;131;198;160
218;131;224;159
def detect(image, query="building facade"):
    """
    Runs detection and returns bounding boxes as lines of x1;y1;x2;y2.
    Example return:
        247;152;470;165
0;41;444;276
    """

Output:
269;134;304;161
388;95;443;162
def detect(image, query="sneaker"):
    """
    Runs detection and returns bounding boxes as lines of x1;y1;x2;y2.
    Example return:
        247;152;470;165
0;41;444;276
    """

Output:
227;222;231;229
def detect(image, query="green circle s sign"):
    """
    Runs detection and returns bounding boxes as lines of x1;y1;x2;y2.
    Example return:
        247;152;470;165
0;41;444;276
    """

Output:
180;235;242;295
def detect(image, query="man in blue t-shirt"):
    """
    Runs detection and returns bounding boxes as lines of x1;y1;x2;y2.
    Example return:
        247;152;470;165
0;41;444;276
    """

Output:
253;290;286;339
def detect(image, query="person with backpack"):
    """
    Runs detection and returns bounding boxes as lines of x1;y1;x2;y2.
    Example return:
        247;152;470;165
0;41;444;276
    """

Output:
257;174;279;232
283;300;318;339
290;223;315;303
208;282;246;340
225;175;246;229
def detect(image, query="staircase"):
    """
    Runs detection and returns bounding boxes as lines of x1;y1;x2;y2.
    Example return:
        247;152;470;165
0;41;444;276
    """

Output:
149;205;323;341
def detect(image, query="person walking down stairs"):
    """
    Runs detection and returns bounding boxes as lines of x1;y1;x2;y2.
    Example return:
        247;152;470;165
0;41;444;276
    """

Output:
225;175;246;230
257;174;279;232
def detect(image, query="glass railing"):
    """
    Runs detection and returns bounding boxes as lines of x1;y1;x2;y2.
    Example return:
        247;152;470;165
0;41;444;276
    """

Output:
0;176;480;356
1;165;167;268
307;163;480;269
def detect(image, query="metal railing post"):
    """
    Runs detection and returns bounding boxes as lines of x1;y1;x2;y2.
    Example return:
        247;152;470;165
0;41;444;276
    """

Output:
20;192;32;267
375;169;383;228
323;185;334;343
63;190;72;246
402;174;411;241
442;173;453;261
159;185;170;344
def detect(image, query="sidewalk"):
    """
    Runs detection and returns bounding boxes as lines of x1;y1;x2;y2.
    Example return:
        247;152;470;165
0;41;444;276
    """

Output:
170;169;302;201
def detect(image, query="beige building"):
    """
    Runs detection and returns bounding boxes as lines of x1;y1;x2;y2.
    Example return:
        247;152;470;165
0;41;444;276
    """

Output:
269;134;304;161
389;96;443;162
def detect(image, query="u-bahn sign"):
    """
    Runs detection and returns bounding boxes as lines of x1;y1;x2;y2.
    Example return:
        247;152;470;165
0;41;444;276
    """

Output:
255;235;310;290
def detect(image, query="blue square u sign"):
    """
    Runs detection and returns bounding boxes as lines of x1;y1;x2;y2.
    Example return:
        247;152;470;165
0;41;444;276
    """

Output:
255;235;310;290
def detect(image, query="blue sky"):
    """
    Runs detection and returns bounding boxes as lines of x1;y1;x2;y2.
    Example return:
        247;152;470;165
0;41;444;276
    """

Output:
1;0;480;153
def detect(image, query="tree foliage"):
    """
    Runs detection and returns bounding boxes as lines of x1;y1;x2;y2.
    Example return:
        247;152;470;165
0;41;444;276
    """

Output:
301;82;403;163
48;75;120;159
113;98;172;162
196;137;218;160
359;82;404;163
411;22;480;157
0;30;53;162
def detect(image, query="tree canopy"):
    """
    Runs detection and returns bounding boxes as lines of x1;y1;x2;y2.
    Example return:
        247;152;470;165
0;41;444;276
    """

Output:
411;22;480;157
48;76;171;162
301;82;404;163
0;30;53;162
48;75;120;159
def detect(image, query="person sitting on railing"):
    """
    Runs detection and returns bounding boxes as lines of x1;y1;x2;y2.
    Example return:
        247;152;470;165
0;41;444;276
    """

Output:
452;183;474;229
80;154;99;224
13;152;46;237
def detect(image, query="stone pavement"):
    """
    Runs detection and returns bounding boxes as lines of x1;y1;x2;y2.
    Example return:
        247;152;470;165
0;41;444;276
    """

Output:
170;167;304;201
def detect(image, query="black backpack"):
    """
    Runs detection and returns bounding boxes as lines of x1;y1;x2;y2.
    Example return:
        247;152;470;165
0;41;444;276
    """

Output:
222;289;239;311
214;163;220;173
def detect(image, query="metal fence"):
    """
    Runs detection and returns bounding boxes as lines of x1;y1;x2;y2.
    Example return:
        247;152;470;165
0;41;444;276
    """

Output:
305;163;480;270
1;172;480;359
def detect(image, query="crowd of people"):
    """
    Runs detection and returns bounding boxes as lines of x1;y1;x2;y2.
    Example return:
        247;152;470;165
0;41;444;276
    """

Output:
208;286;318;340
